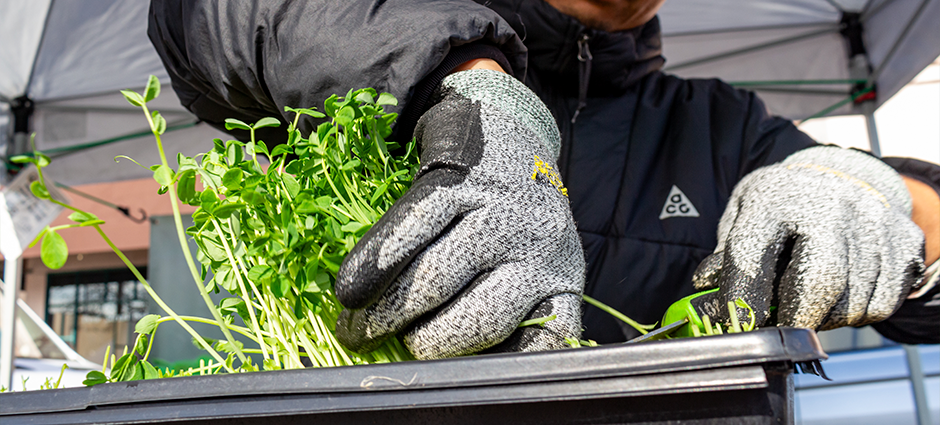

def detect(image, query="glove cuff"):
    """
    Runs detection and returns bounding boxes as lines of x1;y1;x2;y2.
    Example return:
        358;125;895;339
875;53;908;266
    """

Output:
435;70;562;161
782;146;913;216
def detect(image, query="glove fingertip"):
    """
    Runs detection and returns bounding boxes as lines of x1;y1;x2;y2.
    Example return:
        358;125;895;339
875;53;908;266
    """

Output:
692;253;723;290
334;309;387;354
335;249;384;309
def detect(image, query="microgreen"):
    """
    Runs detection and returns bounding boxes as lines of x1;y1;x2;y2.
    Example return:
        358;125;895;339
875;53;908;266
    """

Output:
30;75;419;385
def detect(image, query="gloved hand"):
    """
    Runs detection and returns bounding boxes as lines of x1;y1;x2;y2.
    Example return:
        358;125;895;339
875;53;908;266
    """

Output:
334;69;586;360
693;146;925;331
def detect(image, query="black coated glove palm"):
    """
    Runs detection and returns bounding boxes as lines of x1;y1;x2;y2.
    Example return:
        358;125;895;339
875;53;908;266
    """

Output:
335;70;586;359
693;146;925;331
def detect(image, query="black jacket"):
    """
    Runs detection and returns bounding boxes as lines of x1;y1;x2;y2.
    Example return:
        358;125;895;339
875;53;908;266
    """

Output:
149;0;938;344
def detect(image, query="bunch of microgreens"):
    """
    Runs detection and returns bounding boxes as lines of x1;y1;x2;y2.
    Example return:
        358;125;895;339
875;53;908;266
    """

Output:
13;76;756;387
15;75;419;384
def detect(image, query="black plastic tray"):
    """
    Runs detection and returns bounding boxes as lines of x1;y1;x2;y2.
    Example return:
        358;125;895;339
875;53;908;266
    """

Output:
1;327;826;424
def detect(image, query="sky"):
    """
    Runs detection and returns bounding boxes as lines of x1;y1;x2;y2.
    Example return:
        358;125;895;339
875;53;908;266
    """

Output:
799;57;940;164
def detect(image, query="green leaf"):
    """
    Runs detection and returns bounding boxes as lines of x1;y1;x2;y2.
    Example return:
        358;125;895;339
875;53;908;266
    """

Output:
370;183;389;205
177;153;197;170
314;271;332;291
194;336;219;350
214;267;237;292
254;141;270;156
121;90;145;107
110;353;138;381
303;109;325;118
386;169;411;181
201;188;219;211
213;202;245;219
271;144;292;157
219;298;248;319
141;361;160;380
263;358;281;371
340;159;361;171
83;370;108;387
29;181;50;199
177;170;197;203
143;75;161;102
377;92;398;106
304;261;319;287
9;155;35;164
135;314;161;335
214;339;245;354
340;221;367;233
134;334;149;355
253;117;281;129
35;153;51;168
225;141;244;166
271;275;290;297
153;164;174;186
323;94;339;117
151;111;167;135
224;118;251;131
241;189;265;206
248;265;275;286
281;174;300;198
40;229;68;269
335;106;355;126
304;215;317;230
284;106;327;119
200;238;227;262
244;174;264;189
222;168;243;190
68;211;99;224
355;91;375;104
124;362;143;382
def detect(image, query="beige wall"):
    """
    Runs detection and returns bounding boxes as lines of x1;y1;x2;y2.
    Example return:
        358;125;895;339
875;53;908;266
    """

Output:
20;250;148;318
4;176;195;317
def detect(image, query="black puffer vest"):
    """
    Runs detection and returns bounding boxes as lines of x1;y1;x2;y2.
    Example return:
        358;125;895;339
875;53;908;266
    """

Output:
480;0;817;342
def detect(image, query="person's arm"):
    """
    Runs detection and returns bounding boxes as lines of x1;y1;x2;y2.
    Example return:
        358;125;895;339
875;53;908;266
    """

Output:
148;0;526;144
452;58;507;74
693;146;925;335
868;159;940;344
904;176;939;267
687;82;935;341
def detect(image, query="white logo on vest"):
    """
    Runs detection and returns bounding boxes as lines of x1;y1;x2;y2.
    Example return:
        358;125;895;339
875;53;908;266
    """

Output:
659;185;700;220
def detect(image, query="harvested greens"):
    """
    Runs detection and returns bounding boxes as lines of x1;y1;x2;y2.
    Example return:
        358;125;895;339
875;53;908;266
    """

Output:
17;75;419;383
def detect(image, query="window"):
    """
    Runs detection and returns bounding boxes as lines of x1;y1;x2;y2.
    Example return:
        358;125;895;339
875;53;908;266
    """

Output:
45;268;149;363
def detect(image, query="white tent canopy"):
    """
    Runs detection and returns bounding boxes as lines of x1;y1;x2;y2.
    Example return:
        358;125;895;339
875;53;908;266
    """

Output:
660;0;940;122
0;0;222;186
1;0;938;186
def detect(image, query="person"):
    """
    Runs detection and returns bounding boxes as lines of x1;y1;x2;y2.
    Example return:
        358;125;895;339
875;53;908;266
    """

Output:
148;0;939;359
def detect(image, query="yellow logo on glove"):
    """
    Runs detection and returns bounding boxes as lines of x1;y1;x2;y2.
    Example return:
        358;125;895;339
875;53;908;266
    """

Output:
532;155;568;197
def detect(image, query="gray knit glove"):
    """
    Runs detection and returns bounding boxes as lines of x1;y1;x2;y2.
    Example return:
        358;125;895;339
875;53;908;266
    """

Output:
334;70;586;359
693;146;925;331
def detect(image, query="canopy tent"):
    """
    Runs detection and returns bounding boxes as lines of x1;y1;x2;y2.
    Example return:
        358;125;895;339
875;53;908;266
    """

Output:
1;0;938;187
658;0;940;155
0;0;224;187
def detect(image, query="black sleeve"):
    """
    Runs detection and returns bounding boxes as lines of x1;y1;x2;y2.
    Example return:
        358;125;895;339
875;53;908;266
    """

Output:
734;87;819;180
148;0;525;144
871;156;940;345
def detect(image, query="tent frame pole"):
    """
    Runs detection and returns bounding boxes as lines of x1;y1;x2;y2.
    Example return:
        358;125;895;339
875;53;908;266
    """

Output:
864;107;881;157
1;256;23;390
